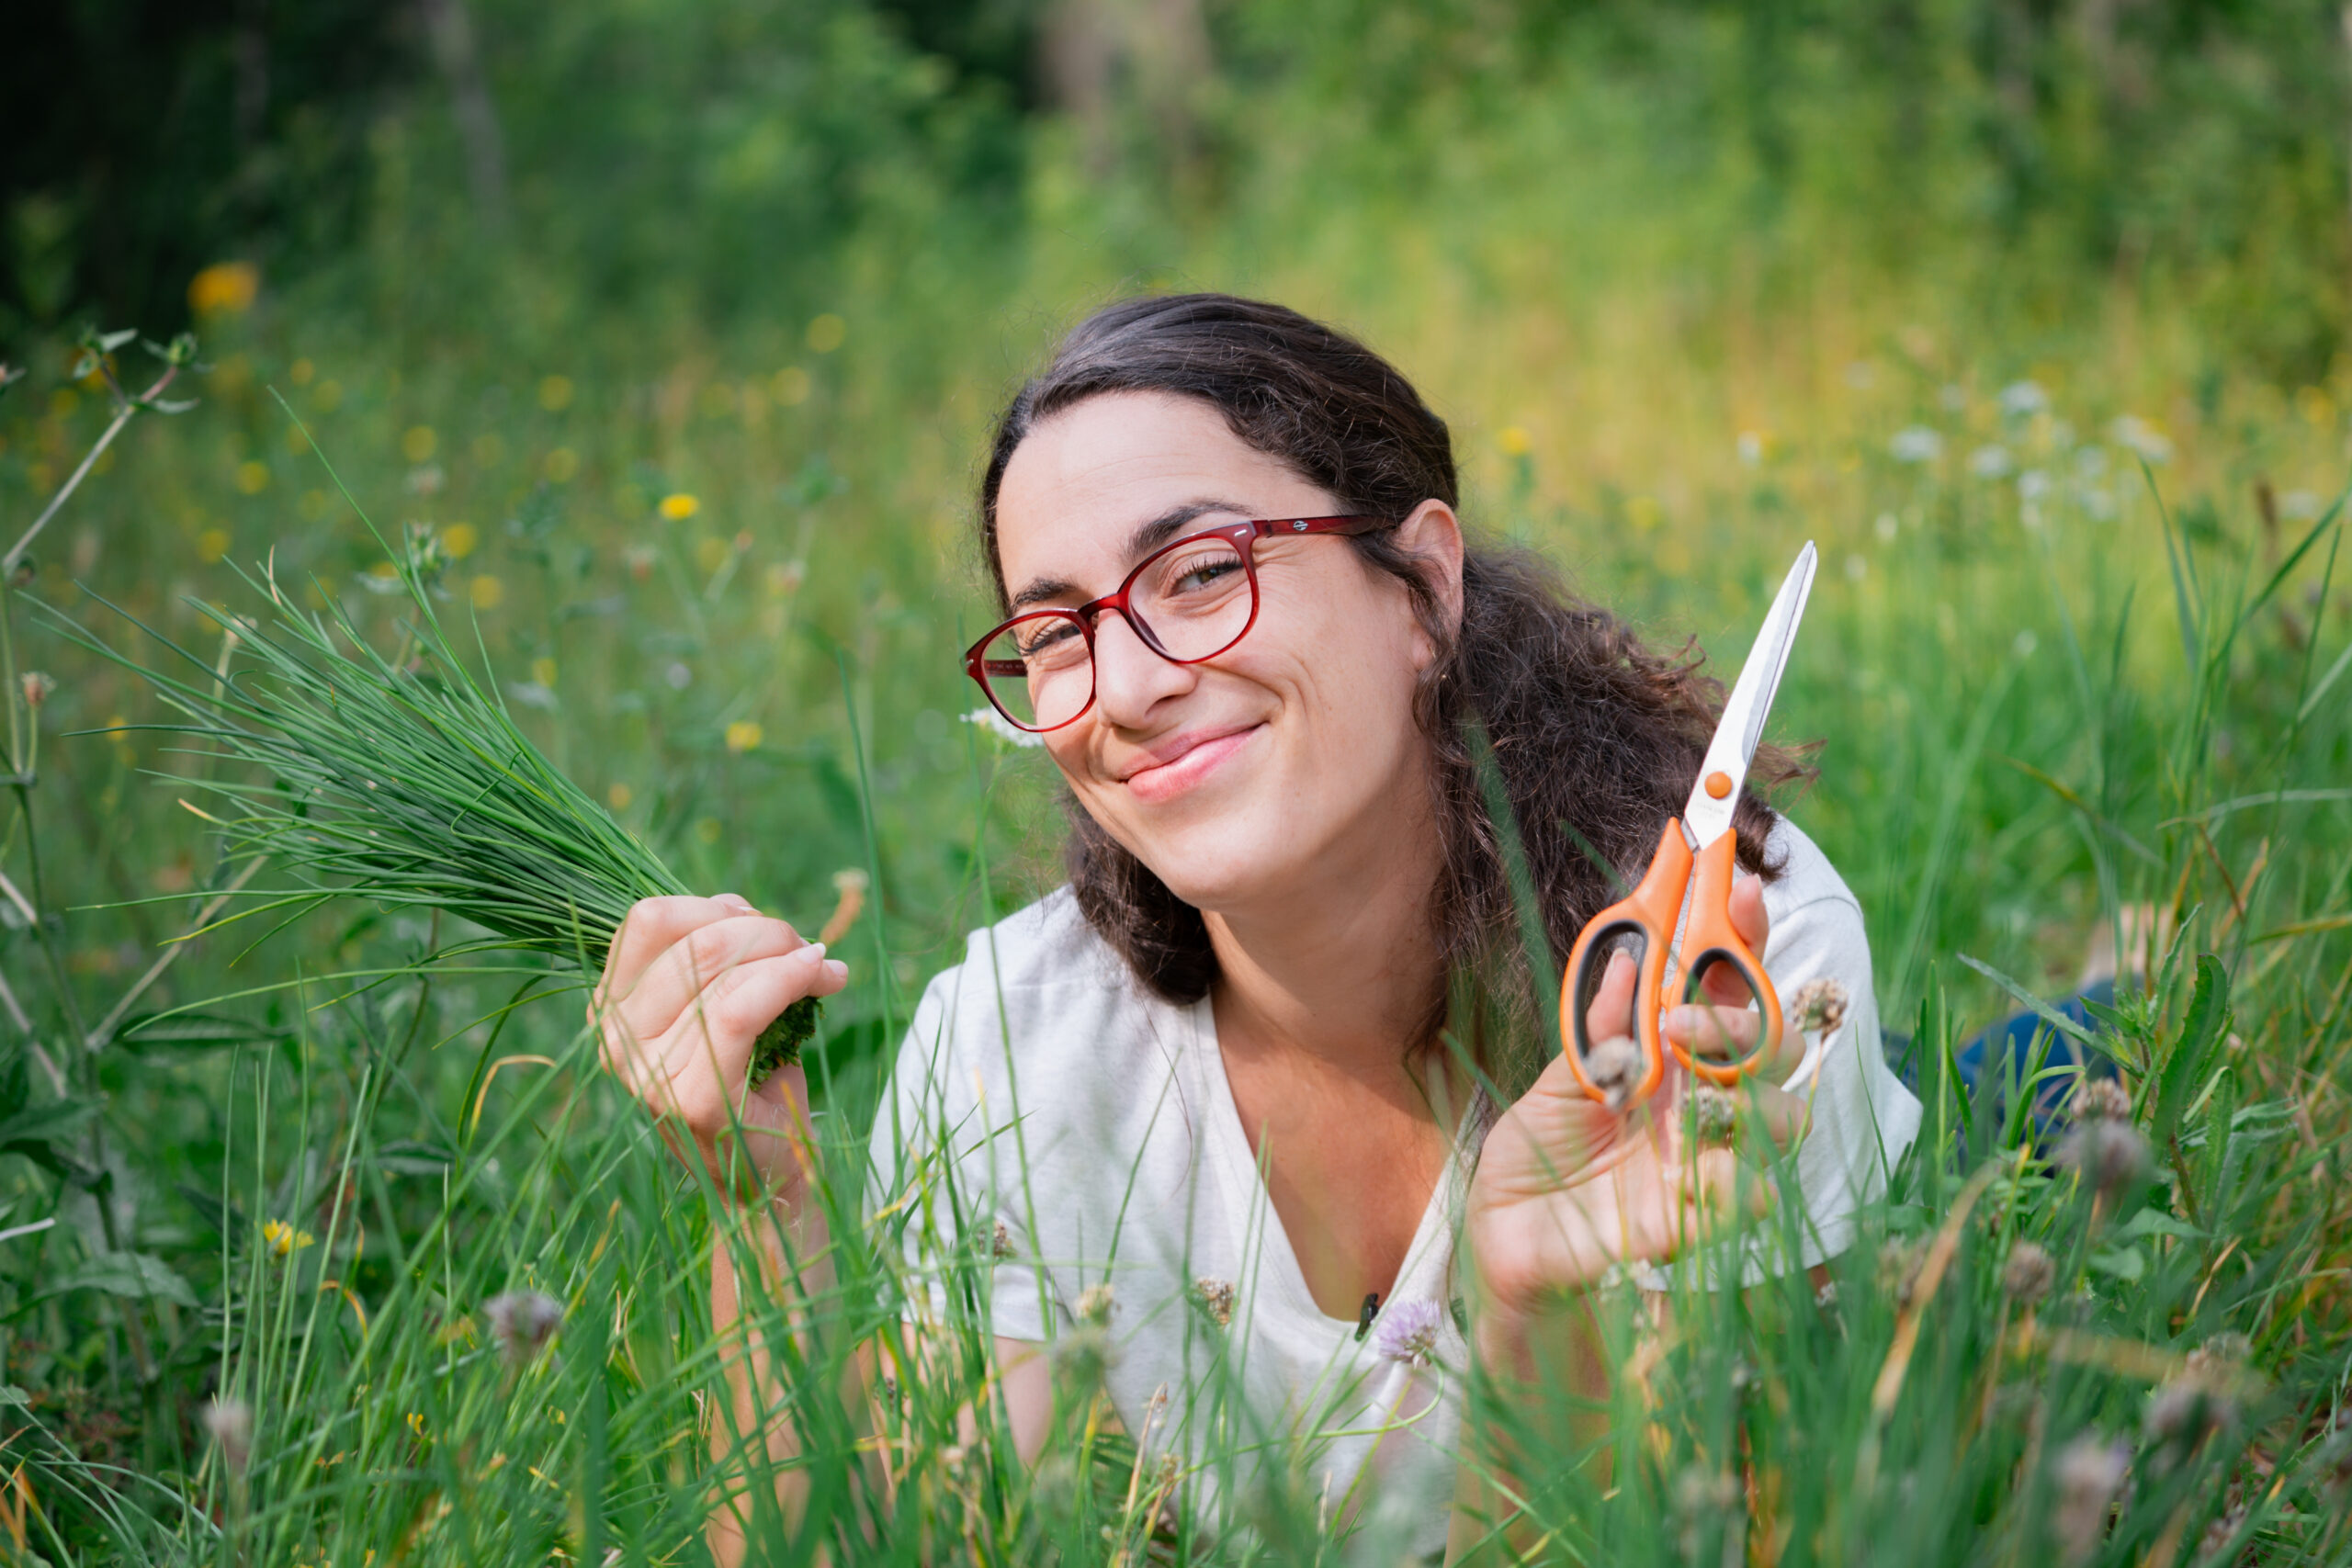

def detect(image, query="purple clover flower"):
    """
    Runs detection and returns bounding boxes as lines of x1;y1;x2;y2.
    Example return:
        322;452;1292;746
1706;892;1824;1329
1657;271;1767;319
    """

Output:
1370;1299;1443;1366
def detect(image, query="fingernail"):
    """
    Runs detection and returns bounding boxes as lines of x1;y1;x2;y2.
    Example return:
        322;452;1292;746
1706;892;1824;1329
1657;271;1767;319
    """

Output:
718;892;754;911
823;959;849;982
802;942;827;962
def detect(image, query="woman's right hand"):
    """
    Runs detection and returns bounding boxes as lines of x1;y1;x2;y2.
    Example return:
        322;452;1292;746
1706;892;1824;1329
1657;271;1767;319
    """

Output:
590;893;850;1201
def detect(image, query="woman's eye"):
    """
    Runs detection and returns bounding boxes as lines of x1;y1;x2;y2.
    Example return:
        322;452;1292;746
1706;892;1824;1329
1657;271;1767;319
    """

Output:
1020;622;1081;657
1163;552;1242;596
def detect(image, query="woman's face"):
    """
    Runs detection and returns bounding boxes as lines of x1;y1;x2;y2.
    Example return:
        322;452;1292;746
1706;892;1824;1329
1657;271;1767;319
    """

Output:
992;390;1459;919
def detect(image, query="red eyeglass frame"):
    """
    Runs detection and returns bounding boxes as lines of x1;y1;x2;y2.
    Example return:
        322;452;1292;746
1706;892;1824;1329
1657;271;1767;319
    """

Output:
964;514;1393;733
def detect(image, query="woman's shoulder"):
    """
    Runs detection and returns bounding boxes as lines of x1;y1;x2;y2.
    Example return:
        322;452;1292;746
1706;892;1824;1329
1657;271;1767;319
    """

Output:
904;886;1166;1055
1758;815;1874;976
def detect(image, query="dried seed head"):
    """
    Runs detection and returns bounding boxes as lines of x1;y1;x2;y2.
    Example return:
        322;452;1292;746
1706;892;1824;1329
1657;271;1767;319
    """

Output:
1584;1035;1644;1110
2052;1436;2130;1562
990;1219;1015;1260
1789;976;1849;1036
1814;1280;1840;1312
2002;1241;2056;1306
1049;1324;1114;1387
1370;1300;1444;1366
1673;1467;1743;1558
484;1291;563;1366
203;1397;254;1475
19;671;55;710
2143;1373;2237;1470
1076;1282;1115;1326
2058;1119;2152;1202
1192;1276;1235;1328
1878;1236;1926;1305
2072;1077;2132;1123
1690;1085;1738;1148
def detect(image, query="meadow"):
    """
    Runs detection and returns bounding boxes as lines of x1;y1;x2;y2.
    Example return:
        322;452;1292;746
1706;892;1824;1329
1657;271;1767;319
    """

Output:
4;5;2352;1561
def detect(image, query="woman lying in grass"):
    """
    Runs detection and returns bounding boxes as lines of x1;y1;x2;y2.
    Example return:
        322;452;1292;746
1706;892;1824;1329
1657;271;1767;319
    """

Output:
592;294;1922;1562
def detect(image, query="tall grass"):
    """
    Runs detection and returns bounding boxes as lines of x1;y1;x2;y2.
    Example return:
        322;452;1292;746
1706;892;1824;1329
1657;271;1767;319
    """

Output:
1;83;2349;1564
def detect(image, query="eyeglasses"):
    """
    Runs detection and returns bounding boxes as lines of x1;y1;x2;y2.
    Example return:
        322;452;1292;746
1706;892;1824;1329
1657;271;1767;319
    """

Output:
965;514;1392;733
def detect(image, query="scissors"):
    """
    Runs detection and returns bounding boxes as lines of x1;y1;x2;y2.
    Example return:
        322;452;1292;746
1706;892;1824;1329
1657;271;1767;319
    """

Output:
1561;541;1818;1106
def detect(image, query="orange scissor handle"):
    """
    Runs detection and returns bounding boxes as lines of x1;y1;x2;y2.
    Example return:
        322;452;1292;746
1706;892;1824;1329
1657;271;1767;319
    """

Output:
1669;830;1783;1086
1561;820;1690;1105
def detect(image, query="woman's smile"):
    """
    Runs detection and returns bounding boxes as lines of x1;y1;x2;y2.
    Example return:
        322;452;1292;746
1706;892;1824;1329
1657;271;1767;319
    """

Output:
1114;721;1263;804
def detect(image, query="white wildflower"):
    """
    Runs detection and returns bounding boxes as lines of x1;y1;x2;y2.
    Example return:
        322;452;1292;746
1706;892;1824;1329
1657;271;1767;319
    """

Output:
1998;380;2049;418
963;707;1046;749
1890;427;1943;464
2109;415;2172;464
1969;444;2013;479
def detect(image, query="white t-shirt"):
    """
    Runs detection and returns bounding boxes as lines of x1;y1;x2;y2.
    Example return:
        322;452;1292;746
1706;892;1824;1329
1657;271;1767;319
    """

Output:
866;818;1921;1560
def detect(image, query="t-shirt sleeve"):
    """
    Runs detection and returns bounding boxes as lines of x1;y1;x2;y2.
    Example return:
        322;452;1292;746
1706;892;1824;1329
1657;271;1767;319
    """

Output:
864;953;1059;1345
1761;882;1924;1268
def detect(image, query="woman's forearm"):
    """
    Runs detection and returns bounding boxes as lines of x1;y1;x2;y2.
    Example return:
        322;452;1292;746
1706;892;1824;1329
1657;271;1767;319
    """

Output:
707;1190;837;1567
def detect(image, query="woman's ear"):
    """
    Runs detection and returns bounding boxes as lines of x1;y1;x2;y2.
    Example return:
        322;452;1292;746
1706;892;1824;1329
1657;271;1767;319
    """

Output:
1394;499;1466;650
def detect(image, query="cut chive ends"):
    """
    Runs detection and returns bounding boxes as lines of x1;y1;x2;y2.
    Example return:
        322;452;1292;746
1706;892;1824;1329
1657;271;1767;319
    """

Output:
750;996;821;1088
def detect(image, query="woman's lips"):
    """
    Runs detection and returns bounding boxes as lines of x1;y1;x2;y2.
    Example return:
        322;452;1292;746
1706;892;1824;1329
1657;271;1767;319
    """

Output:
1121;725;1261;804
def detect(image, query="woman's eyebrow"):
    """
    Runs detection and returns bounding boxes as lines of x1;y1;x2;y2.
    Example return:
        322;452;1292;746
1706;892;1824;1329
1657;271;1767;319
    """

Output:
1007;498;1253;609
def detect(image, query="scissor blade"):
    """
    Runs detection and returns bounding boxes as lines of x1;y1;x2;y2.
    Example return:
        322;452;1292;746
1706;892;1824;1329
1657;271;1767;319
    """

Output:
1681;541;1817;848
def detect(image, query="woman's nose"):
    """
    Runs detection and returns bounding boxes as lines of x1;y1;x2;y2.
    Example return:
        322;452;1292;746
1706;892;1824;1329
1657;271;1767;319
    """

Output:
1090;610;1193;725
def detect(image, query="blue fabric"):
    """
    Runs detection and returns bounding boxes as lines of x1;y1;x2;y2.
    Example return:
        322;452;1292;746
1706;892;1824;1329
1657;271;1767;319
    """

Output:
1886;979;2117;1133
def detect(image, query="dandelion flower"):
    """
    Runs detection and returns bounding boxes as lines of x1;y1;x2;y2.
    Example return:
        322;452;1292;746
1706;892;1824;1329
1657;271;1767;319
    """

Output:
659;493;699;522
1370;1299;1443;1366
1497;425;1532;457
724;720;763;753
441;523;478;559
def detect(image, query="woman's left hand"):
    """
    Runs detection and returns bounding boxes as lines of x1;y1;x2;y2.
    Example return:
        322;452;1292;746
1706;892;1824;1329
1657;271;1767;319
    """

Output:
1464;874;1812;1346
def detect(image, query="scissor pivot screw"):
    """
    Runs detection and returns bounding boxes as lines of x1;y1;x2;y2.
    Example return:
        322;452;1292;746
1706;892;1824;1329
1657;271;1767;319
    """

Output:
1704;771;1734;799
1291;520;1307;531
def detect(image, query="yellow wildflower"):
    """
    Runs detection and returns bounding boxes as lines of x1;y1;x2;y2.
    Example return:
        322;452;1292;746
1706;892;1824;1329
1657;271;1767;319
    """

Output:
543;447;579;482
806;313;847;353
263;1218;315;1258
441;522;478;558
659;492;699;522
1497;425;1532;457
187;262;259;315
469;575;504;611
537;374;574;412
401;426;436;463
530;657;557;688
772;366;811;405
607;782;633;811
197;529;231;564
234;461;270;495
725;720;763;753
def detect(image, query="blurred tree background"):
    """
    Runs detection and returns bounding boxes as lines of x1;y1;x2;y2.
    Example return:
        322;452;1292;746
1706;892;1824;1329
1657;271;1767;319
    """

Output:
6;0;2347;371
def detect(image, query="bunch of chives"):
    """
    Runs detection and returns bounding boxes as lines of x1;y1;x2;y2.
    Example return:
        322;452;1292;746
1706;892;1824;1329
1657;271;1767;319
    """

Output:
77;515;815;1083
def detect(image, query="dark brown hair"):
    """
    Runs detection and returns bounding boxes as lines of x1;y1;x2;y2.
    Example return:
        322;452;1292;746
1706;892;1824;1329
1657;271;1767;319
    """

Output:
980;294;1806;1093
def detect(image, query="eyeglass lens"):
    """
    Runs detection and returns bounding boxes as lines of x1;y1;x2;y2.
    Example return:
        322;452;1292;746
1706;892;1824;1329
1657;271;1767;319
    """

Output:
976;532;1257;730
